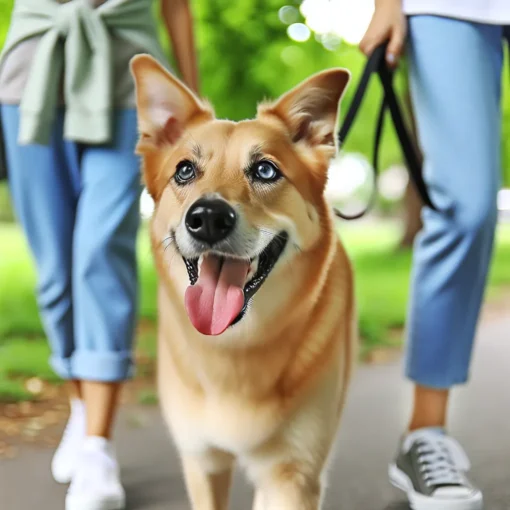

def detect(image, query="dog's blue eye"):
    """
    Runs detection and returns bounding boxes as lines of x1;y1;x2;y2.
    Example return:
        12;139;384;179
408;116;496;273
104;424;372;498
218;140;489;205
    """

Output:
174;161;196;184
253;161;281;182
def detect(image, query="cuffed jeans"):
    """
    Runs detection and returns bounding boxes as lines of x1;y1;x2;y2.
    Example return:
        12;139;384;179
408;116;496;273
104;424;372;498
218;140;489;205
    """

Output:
1;106;141;382
406;16;503;388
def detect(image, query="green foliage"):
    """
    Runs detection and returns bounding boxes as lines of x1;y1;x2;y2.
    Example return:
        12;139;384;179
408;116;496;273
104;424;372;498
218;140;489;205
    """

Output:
0;221;510;401
190;0;404;170
0;0;10;46
2;221;510;343
501;46;510;187
0;337;60;382
137;330;158;361
0;182;14;222
0;379;32;402
137;389;158;405
346;222;510;351
0;0;509;402
1;0;509;183
0;225;41;339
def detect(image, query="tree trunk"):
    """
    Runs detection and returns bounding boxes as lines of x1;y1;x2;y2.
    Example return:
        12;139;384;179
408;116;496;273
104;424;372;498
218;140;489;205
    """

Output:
400;181;423;248
399;85;423;249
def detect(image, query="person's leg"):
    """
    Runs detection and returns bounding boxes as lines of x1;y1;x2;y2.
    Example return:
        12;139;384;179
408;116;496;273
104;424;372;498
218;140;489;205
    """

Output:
406;16;502;420
72;108;140;435
81;382;122;438
1;105;86;483
66;109;141;510
389;16;502;510
1;105;77;379
408;385;449;431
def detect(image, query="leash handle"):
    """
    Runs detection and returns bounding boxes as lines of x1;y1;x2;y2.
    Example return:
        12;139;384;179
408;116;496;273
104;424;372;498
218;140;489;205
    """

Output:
334;42;437;220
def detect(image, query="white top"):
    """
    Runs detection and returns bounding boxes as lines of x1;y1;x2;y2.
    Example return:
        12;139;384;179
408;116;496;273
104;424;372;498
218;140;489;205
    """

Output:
403;0;510;24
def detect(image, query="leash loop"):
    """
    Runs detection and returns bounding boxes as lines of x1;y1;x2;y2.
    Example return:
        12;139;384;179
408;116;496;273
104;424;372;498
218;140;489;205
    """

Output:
334;42;437;220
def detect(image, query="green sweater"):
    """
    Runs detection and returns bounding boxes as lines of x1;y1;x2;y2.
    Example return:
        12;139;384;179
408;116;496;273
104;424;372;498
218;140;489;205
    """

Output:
0;0;168;145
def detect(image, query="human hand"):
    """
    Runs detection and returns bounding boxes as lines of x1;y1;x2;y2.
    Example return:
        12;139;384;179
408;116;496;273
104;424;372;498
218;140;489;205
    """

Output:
359;0;407;67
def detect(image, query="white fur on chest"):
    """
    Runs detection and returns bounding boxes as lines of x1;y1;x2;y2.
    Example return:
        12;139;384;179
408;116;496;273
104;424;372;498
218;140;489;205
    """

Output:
160;359;343;471
162;388;285;456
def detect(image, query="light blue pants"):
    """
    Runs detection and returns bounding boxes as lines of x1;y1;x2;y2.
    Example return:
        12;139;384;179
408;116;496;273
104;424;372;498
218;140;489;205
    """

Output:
1;106;141;382
406;16;503;388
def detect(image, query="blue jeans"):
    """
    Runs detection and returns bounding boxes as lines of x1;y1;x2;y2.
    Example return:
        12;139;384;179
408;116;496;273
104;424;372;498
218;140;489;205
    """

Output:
1;106;141;382
406;16;503;388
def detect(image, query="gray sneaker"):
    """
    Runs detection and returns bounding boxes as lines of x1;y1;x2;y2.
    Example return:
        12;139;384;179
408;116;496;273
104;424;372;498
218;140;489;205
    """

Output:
388;428;483;510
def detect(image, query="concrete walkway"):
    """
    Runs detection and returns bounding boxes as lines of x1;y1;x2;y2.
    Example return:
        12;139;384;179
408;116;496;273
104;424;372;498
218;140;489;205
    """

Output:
1;318;509;510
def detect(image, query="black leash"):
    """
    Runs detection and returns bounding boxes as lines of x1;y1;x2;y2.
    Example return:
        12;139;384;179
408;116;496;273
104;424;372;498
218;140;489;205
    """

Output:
0;113;7;182
334;43;437;220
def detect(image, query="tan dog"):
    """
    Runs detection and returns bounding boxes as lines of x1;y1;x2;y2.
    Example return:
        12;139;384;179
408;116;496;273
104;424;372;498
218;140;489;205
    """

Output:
130;55;356;510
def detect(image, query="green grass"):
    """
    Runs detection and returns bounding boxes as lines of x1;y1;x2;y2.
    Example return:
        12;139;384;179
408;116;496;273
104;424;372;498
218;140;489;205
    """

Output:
137;331;158;362
0;336;60;402
0;337;60;382
0;379;33;403
0;221;509;401
137;389;159;406
0;226;42;339
341;222;510;349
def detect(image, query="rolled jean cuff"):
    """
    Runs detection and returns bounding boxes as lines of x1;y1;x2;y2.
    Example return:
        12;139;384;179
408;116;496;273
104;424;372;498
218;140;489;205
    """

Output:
405;366;469;390
50;355;73;380
51;350;134;382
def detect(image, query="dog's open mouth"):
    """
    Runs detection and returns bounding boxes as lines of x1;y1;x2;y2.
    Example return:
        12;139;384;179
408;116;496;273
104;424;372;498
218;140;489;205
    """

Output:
182;232;288;336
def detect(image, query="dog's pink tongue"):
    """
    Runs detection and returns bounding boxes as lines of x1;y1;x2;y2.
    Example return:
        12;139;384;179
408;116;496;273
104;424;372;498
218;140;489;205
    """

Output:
185;255;249;336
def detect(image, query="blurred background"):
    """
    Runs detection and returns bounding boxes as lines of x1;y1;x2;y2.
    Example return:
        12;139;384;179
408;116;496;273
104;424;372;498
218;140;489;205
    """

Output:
0;0;508;440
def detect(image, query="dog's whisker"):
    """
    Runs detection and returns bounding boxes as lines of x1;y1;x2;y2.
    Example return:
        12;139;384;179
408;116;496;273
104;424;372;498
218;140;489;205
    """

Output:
163;246;179;268
223;238;237;256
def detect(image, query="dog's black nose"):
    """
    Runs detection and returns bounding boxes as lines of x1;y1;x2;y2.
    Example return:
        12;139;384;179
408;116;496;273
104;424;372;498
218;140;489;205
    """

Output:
185;198;237;245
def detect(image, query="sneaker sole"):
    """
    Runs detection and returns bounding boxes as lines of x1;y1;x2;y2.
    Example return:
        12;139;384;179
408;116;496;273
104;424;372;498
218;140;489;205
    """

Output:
65;493;125;510
51;463;73;485
389;463;483;510
52;470;73;485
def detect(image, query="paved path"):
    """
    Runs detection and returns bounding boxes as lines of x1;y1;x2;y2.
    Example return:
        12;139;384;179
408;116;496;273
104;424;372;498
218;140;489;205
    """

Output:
1;318;509;510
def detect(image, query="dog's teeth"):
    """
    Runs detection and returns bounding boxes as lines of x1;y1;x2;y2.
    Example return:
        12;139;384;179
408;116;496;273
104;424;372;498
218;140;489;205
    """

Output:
198;255;204;277
246;258;259;283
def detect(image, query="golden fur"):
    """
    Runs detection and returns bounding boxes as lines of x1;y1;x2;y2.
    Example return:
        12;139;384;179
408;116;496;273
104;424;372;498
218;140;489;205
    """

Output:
131;55;357;510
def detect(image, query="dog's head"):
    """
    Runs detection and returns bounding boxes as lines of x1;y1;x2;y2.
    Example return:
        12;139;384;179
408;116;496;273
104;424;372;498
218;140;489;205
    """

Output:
131;56;350;337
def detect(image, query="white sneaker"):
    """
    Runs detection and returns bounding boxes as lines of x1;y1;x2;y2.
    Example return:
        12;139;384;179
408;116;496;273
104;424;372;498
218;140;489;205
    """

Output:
65;436;126;510
52;399;86;484
389;427;483;510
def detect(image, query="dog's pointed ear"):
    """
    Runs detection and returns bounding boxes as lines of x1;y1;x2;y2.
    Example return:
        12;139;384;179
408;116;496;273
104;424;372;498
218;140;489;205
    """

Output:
130;55;213;152
258;69;350;151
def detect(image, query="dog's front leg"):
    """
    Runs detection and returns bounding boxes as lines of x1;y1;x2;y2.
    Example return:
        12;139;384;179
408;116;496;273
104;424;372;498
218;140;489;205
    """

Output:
252;468;323;510
181;450;234;510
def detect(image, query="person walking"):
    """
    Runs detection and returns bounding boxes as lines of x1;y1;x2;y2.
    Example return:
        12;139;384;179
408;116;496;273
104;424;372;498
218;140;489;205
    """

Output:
360;1;509;508
0;1;199;508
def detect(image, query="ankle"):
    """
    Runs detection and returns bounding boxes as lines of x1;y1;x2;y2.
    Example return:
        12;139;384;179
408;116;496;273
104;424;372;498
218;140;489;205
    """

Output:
83;436;112;448
86;430;112;440
408;420;446;432
408;385;449;432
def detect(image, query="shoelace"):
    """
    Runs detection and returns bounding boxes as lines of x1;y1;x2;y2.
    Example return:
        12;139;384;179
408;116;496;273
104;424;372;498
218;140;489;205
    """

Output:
414;435;471;487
